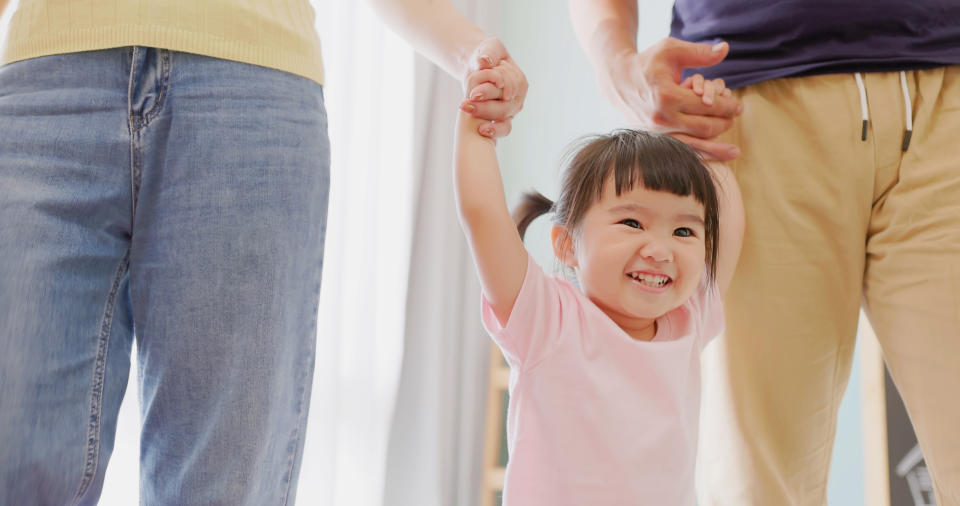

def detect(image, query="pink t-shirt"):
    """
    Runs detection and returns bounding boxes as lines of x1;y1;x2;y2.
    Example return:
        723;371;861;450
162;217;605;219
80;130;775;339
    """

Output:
481;254;724;505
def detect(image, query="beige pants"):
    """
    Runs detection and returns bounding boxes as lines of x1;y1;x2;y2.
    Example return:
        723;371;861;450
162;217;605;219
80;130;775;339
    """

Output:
697;68;960;506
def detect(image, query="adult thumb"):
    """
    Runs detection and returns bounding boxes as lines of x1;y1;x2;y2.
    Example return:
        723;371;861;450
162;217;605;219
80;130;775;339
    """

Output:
666;39;729;69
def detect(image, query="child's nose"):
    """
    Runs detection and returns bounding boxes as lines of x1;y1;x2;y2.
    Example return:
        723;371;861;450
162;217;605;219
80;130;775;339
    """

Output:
639;238;673;263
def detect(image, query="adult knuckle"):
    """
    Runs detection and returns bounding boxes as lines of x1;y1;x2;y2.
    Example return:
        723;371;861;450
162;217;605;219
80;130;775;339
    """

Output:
650;110;671;127
691;121;710;138
705;122;724;138
657;89;679;108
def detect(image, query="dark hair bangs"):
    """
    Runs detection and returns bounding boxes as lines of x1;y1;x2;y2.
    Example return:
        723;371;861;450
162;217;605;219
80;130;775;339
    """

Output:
609;130;715;210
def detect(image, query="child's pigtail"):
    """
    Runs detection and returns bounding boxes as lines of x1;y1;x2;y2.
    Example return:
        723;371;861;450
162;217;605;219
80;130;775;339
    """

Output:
512;191;554;240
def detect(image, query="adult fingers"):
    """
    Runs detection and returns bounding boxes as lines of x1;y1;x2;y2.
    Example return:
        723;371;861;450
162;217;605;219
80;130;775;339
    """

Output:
466;68;505;92
468;82;502;101
477;119;513;139
674;112;734;140
669;132;741;161
465;62;527;103
461;98;520;122
676;87;742;118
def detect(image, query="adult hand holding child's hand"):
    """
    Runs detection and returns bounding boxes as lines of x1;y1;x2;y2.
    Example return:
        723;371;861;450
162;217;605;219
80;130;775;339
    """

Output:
599;38;743;160
460;37;528;139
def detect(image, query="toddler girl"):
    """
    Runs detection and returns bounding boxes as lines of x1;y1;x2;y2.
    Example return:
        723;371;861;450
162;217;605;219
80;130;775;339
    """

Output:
455;61;744;504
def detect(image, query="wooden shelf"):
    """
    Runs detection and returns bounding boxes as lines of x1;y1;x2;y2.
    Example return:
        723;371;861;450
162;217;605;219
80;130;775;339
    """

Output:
481;342;509;506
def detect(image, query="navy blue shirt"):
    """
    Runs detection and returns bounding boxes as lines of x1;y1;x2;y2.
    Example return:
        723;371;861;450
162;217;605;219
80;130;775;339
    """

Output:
670;0;960;88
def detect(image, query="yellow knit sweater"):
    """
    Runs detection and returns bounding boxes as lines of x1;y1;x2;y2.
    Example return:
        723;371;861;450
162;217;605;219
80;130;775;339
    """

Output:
1;0;324;84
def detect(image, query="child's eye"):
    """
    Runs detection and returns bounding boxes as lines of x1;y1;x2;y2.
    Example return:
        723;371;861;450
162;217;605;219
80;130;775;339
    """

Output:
674;227;695;237
620;219;642;229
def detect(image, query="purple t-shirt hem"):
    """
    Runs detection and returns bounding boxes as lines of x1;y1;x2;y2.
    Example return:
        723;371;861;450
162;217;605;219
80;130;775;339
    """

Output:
670;0;960;89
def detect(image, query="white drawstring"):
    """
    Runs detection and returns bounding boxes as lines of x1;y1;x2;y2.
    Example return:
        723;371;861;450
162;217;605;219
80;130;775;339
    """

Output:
854;72;869;141
853;71;913;151
899;71;913;151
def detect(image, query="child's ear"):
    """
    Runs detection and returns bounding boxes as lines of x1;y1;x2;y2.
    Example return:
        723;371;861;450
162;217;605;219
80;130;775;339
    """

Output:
551;225;577;268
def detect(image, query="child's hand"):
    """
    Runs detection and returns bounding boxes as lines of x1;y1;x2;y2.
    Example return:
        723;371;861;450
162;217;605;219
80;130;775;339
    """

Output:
681;73;732;106
460;58;526;139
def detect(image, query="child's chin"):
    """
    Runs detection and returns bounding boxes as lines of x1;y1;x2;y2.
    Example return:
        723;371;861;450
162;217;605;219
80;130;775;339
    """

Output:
631;298;680;318
625;306;666;320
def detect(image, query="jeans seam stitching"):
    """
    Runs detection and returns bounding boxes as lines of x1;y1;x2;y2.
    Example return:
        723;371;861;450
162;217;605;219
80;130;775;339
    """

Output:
127;47;142;131
130;128;142;223
70;251;130;504
141;49;172;126
127;47;141;222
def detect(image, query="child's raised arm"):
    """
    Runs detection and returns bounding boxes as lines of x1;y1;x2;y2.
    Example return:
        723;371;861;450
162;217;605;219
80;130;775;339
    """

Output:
454;109;528;326
707;162;744;296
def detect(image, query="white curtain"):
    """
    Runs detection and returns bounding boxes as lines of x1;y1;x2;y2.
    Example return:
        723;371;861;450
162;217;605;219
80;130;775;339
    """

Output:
301;0;498;503
298;1;415;504
379;54;491;506
306;0;500;504
378;1;503;503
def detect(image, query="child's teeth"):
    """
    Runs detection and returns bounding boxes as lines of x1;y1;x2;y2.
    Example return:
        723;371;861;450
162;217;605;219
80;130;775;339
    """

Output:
630;272;668;287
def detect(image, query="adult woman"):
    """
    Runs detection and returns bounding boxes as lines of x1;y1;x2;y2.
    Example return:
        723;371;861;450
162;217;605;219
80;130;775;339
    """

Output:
0;1;525;503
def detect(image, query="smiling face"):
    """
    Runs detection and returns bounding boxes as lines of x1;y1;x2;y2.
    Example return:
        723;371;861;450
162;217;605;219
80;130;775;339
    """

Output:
553;177;707;339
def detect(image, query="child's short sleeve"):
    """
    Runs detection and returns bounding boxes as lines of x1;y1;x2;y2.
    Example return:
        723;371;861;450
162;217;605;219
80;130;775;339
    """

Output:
480;254;565;370
688;278;725;348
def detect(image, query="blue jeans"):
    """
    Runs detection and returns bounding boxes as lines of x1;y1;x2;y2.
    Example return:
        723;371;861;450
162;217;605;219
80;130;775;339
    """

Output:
0;47;330;505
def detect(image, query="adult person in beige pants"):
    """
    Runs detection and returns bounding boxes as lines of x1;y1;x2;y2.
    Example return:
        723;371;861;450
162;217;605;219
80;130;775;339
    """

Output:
570;0;960;504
